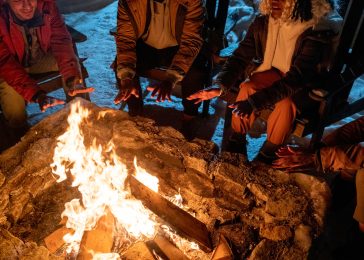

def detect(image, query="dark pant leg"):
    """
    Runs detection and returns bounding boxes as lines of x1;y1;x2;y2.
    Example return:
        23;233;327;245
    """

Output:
181;53;208;116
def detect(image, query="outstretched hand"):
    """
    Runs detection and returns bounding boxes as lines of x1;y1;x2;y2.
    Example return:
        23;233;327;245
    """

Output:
187;86;221;104
272;146;316;173
147;80;173;102
36;92;65;112
228;100;253;118
67;77;94;97
114;78;140;104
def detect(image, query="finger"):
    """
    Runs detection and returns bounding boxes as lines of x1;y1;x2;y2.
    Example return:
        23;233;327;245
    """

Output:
187;92;203;100
53;99;65;105
114;92;123;104
121;90;132;101
194;98;203;104
69;87;95;96
156;91;164;102
166;93;172;102
228;103;237;109
132;89;140;98
146;86;155;93
151;88;159;98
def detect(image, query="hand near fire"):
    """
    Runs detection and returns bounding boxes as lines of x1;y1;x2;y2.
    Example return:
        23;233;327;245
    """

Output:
272;146;316;173
66;77;94;97
228;100;254;119
33;91;65;112
114;78;140;104
147;80;173;102
187;85;222;104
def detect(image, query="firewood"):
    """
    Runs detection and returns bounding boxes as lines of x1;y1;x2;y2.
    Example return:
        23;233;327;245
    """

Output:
77;209;115;259
151;235;189;260
210;235;233;260
129;176;212;252
121;241;155;260
44;226;73;254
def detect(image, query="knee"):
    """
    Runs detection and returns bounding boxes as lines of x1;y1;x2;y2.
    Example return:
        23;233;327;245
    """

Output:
273;98;296;116
5;111;27;128
1;104;27;128
236;81;255;101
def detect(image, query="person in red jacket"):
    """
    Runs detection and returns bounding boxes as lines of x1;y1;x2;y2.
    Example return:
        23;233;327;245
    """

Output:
0;0;92;131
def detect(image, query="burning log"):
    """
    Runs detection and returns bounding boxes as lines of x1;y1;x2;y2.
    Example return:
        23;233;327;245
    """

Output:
44;226;72;254
78;210;115;259
121;241;155;260
129;175;213;252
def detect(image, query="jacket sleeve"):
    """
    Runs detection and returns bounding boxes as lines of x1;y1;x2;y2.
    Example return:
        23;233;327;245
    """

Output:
248;33;327;110
169;0;204;80
319;144;364;178
115;0;138;80
322;116;364;146
0;37;38;101
215;17;260;91
48;2;81;81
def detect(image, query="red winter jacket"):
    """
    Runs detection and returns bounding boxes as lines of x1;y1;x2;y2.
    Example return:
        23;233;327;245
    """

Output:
0;0;80;101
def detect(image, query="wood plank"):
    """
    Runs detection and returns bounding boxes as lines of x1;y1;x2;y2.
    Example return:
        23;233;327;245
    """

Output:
149;235;189;260
129;176;213;252
44;226;72;254
121;241;155;260
211;235;233;260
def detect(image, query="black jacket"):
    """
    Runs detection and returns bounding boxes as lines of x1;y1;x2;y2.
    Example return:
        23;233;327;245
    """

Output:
216;15;339;110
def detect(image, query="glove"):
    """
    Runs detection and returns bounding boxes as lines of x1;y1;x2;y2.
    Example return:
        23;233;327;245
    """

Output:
228;100;254;118
66;76;94;97
147;79;174;102
114;78;140;104
32;91;65;112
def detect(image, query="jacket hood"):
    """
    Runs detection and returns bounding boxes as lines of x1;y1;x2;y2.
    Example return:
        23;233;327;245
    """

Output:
259;0;335;24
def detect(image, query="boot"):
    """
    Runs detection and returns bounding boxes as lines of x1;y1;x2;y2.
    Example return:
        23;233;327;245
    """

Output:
127;95;143;117
255;140;280;164
181;114;198;141
225;132;247;155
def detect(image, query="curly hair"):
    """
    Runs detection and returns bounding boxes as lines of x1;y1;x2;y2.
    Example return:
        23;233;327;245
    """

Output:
259;0;336;23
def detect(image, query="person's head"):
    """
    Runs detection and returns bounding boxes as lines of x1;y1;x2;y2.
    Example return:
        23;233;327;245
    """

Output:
6;0;38;21
259;0;337;23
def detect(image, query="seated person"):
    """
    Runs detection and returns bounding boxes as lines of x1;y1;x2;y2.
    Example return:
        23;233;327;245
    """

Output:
0;0;93;134
188;0;341;161
273;116;364;233
113;0;205;138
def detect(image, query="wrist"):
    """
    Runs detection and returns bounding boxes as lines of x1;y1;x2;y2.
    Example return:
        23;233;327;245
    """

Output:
32;90;46;102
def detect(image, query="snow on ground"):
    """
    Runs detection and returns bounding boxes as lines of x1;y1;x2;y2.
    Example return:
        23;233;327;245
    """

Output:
27;0;364;161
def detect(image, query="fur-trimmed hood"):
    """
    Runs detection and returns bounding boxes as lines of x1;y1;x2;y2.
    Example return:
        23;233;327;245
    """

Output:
259;0;335;24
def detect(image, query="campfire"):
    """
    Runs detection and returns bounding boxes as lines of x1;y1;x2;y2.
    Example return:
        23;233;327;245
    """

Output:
0;99;331;259
47;101;212;258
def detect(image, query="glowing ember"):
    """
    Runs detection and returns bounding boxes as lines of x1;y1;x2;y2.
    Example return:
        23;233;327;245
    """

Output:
51;101;157;255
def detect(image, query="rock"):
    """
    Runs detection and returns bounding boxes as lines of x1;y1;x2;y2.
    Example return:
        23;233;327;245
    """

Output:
0;100;331;258
294;225;312;251
0;170;5;188
259;224;293;241
0;229;60;259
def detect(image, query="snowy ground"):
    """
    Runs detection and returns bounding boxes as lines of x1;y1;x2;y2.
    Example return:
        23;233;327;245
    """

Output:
27;0;364;161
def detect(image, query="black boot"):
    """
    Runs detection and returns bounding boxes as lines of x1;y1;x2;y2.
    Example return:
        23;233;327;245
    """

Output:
255;140;280;164
127;95;143;117
225;132;247;155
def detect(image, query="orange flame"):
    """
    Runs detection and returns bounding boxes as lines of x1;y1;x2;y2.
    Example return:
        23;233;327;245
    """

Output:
51;101;156;255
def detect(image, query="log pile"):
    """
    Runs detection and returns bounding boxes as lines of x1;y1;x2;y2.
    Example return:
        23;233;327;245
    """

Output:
0;100;331;259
